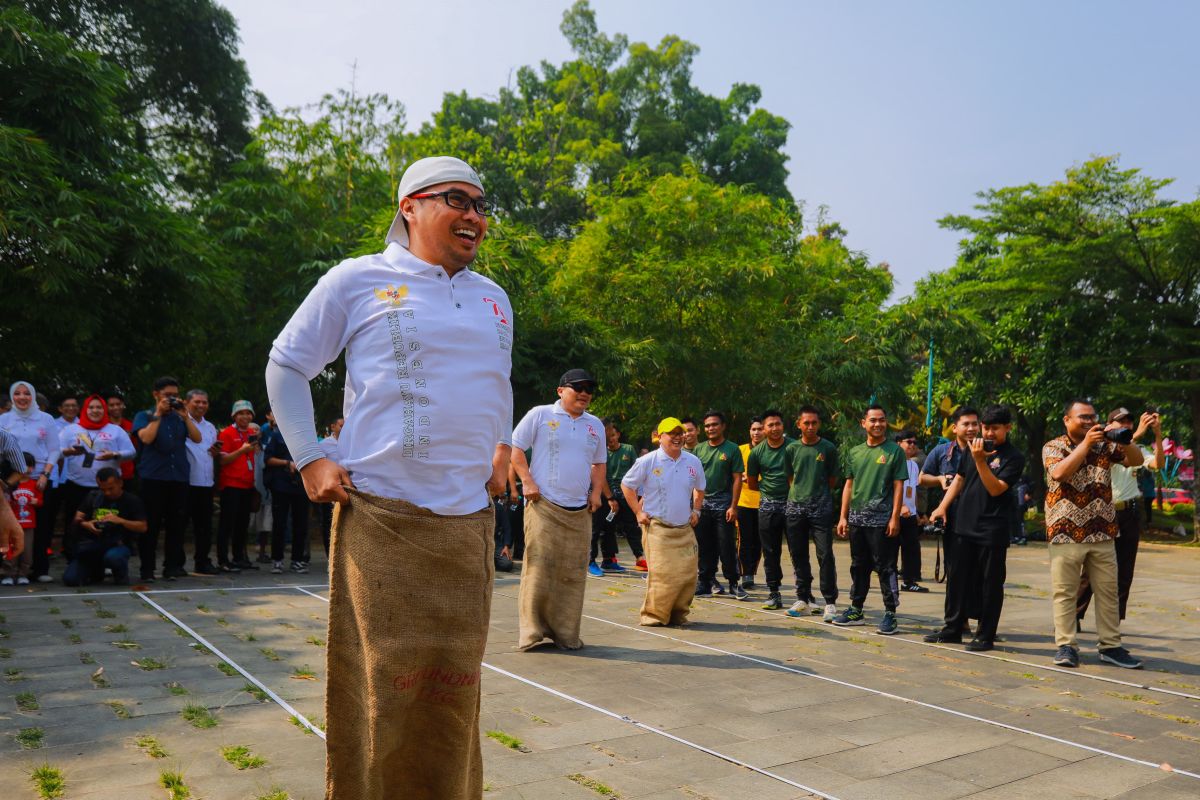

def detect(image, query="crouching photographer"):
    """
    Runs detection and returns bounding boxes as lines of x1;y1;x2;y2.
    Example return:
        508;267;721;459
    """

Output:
63;468;147;586
923;406;1025;651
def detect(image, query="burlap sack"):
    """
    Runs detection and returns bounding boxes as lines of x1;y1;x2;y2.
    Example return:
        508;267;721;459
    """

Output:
640;519;698;626
517;499;591;651
324;489;493;800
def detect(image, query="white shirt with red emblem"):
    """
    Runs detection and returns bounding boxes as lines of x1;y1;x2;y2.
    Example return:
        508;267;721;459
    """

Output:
511;401;606;508
269;243;513;515
622;446;706;526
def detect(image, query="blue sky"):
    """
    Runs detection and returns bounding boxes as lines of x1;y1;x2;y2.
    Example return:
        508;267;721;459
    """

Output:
220;0;1200;300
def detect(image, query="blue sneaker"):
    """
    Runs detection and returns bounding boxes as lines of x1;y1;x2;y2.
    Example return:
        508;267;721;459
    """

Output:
877;611;898;635
587;562;604;577
831;607;866;626
601;559;626;573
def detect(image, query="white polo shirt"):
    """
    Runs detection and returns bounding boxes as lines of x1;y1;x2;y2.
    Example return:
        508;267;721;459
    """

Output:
511;401;605;508
269;243;513;515
184;416;219;488
902;458;920;516
622;447;706;526
319;436;341;465
59;422;137;487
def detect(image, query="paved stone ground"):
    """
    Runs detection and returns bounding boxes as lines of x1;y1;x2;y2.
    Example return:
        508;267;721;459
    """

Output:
1;538;1197;799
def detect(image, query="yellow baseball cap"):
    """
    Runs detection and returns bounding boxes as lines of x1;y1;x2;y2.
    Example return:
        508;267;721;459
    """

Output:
657;416;684;435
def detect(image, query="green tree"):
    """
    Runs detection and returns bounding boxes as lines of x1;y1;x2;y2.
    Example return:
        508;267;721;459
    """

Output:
0;7;231;396
914;157;1200;537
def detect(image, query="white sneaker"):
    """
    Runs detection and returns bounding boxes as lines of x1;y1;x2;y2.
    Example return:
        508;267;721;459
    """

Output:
0;577;13;586
823;604;837;623
37;574;54;584
786;600;809;617
16;577;29;585
271;561;284;574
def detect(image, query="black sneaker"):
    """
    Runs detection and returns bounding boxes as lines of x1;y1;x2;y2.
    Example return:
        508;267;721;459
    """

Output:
218;563;240;574
761;592;783;610
694;581;714;598
234;559;259;571
194;564;219;576
922;629;963;644
255;553;272;564
741;576;755;590
731;582;750;601
1053;645;1080;668
901;582;930;593
966;638;994;652
711;578;726;596
1098;646;1143;670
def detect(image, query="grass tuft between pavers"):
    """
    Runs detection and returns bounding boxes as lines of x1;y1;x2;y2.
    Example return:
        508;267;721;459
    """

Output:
221;744;267;770
567;773;620;796
159;769;190;799
16;690;38;711
254;789;290;800
16;726;45;749
486;730;529;752
106;700;131;719
242;683;268;702
180;704;217;729
215;662;237;677
134;734;168;759
132;656;170;671
30;763;65;799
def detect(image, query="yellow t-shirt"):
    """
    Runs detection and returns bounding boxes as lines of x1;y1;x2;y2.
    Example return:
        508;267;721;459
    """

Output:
737;442;760;509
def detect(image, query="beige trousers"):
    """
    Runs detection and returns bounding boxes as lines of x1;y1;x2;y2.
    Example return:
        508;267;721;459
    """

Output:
1049;540;1120;650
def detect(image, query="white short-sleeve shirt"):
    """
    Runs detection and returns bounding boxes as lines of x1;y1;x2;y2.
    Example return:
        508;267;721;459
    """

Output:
184;416;219;488
269;243;513;515
902;458;920;516
511;401;605;508
0;409;59;475
59;423;137;487
318;436;341;465
622;447;706;527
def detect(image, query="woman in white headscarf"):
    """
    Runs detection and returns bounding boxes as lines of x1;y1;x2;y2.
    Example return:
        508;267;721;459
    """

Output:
0;381;60;582
0;382;58;492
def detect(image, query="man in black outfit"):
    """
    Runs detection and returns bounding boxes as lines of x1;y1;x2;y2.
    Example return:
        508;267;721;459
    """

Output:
924;406;1025;651
63;468;147;586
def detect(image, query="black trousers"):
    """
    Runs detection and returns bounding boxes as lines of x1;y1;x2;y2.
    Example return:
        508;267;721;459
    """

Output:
758;505;797;595
786;512;838;604
188;485;215;569
897;515;922;584
33;484;65;577
59;480;92;560
1078;503;1141;621
592;496;641;561
695;507;740;586
590;505;618;562
510;501;525;560
848;524;899;612
140;478;189;577
736;506;761;579
217;486;256;565
271;491;310;563
319;502;334;555
494;499;513;551
944;538;1007;642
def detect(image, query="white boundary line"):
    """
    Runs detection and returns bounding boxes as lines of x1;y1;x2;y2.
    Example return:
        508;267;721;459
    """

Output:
292;586;837;799
0;583;331;602
591;572;1200;702
136;591;327;740
572;610;1200;781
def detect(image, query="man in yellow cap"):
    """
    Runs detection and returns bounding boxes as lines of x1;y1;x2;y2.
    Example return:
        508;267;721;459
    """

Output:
621;417;706;625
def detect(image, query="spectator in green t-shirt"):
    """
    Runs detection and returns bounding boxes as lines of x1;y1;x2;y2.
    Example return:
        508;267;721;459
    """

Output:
783;406;842;621
833;404;908;634
693;410;748;601
590;420;643;573
746;409;795;610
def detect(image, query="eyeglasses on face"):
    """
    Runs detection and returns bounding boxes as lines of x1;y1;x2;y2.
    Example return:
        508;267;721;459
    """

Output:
566;382;596;395
409;190;493;216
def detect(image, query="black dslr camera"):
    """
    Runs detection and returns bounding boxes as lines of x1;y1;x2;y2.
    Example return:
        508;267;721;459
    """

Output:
922;519;945;537
1103;427;1133;445
167;396;185;411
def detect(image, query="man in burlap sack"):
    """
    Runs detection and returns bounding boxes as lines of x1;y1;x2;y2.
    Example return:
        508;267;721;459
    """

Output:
511;369;606;650
266;156;513;800
621;417;707;626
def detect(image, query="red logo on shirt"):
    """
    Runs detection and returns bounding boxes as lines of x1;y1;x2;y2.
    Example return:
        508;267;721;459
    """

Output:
482;298;509;325
688;467;697;478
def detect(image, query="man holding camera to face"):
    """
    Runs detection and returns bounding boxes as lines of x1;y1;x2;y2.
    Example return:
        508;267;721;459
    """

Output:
1042;399;1145;669
924;406;1024;651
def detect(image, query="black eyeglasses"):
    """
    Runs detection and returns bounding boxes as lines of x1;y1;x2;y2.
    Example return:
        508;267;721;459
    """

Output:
409;190;494;217
566;382;596;394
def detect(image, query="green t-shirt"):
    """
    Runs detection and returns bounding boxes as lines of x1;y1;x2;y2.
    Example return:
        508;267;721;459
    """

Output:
845;440;908;513
785;438;840;502
606;443;637;491
693;439;744;497
746;436;794;500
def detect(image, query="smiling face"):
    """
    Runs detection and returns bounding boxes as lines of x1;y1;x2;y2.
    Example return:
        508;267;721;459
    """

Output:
953;414;981;444
861;408;888;444
682;421;698;448
187;392;209;420
556;383;593;417
85;397;105;424
401;181;488;272
12;384;32;411
1063;402;1097;441
763;415;784;445
898;436;919;458
748;420;764;446
659;427;684;457
233;409;254;429
106;396;125;421
59;398;79;422
605;423;621;450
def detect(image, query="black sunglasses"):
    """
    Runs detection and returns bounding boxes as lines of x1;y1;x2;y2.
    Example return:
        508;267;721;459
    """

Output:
565;382;596;394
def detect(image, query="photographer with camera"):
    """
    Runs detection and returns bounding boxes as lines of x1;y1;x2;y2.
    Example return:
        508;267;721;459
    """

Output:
133;377;202;582
923;406;1024;651
1042;399;1145;669
62;467;146;586
216;400;260;572
1076;407;1163;625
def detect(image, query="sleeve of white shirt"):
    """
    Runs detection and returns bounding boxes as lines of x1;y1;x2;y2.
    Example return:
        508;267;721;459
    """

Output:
511;406;540;451
112;425;136;459
268;267;353;381
693;456;707;492
59;425;75;450
621;454;647;493
591;420;607;464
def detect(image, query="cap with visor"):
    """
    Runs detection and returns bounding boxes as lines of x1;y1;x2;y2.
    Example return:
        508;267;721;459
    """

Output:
385;156;485;247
